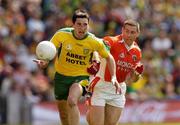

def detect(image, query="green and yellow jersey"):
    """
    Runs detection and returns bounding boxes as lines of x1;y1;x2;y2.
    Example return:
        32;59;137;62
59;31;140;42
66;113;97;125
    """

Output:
50;27;109;76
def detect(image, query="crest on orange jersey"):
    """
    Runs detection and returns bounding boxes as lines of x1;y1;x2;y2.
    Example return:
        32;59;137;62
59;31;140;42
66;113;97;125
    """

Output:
119;53;125;58
132;55;137;61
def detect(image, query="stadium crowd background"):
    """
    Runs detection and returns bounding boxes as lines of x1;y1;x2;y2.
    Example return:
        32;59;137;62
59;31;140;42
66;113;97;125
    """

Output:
0;0;180;124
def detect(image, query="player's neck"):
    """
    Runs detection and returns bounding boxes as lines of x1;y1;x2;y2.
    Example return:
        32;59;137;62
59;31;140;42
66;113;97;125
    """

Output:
124;40;133;47
123;40;134;51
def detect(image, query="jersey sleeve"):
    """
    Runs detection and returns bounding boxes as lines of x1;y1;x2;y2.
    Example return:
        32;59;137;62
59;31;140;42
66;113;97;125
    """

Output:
134;48;142;66
95;38;109;58
103;36;114;48
134;43;142;63
137;52;142;65
50;31;62;48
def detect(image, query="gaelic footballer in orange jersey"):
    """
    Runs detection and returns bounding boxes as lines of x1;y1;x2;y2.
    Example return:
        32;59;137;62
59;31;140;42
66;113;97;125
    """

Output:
87;19;143;125
103;35;142;83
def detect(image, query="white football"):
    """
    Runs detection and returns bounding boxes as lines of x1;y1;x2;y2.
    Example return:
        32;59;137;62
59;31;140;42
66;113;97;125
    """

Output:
36;41;57;60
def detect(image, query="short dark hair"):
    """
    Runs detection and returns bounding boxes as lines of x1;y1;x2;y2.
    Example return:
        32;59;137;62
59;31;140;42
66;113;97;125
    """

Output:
72;9;89;24
123;19;140;32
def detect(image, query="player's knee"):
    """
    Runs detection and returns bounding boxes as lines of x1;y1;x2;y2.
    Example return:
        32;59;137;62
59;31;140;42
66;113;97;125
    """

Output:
67;96;77;106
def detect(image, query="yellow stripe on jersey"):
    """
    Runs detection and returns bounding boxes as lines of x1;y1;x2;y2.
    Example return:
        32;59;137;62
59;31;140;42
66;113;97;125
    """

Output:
50;27;109;76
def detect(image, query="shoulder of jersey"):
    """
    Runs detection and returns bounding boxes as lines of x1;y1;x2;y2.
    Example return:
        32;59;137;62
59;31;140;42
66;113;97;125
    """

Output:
87;32;103;42
57;27;73;33
104;35;122;42
133;42;141;52
87;32;96;38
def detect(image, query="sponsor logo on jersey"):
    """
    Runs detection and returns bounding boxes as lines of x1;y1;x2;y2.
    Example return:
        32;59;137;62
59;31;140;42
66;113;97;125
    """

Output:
117;60;133;69
66;58;86;65
66;52;86;65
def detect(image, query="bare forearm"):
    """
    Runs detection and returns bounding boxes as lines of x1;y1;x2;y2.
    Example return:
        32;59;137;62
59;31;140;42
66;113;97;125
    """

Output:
106;53;116;77
125;72;140;85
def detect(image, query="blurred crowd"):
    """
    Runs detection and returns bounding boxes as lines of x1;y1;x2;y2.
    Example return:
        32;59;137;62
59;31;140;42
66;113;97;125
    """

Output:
0;0;180;124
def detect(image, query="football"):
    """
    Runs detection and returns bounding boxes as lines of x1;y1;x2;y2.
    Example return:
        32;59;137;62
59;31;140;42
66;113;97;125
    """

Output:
36;41;57;61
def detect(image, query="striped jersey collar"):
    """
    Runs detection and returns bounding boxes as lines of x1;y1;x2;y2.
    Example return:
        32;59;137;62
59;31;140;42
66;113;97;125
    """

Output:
120;39;136;51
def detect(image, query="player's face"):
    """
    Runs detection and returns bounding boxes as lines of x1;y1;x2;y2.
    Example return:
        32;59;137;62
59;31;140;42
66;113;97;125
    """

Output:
73;18;89;39
122;25;139;45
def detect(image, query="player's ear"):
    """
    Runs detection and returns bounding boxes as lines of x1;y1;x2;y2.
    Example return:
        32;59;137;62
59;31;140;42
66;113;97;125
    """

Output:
136;30;140;38
137;32;140;37
122;27;124;32
121;27;125;36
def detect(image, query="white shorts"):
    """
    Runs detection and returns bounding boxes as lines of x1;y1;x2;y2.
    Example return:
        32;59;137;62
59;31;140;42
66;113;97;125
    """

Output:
89;77;126;108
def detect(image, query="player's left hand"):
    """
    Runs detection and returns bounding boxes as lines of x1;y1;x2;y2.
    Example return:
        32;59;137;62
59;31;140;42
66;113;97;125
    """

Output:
111;76;121;94
134;62;144;75
87;60;100;76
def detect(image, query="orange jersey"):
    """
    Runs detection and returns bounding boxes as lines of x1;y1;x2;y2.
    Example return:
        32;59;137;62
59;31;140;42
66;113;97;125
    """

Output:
103;35;142;83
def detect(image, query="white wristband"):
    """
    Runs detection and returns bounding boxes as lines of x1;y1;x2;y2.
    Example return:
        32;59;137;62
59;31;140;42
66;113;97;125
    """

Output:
111;76;117;85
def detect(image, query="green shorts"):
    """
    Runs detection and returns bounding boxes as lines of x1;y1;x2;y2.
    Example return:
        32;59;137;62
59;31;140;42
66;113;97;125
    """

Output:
54;72;89;100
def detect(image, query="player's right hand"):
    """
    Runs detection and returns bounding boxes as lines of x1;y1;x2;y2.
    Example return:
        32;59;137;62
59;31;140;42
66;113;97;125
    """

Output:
33;59;49;69
111;76;121;94
87;60;100;76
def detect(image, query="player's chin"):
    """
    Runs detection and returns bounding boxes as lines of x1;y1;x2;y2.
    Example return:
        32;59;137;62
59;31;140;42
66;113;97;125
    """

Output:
78;32;86;38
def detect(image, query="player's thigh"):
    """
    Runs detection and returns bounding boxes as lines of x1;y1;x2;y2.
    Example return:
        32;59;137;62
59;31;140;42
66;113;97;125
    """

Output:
106;82;126;108
88;106;104;125
105;104;122;125
54;73;71;100
89;78;107;106
54;72;89;100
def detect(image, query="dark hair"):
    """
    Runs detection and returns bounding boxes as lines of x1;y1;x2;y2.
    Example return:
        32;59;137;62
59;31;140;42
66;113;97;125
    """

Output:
72;9;89;24
123;19;140;32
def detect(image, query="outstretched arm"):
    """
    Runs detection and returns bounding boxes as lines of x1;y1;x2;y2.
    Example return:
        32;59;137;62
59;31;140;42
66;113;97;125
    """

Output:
106;53;116;79
33;59;49;69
